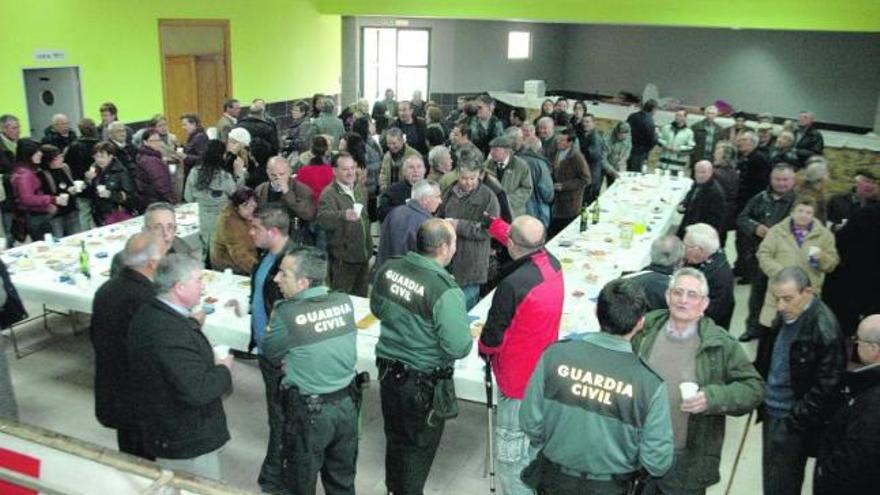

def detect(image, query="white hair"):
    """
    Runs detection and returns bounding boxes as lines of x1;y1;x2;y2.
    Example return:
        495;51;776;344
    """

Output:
537;117;554;129
427;146;451;169
684;223;720;253
411;179;440;201
669;267;710;297
523;136;542;153
154;254;203;295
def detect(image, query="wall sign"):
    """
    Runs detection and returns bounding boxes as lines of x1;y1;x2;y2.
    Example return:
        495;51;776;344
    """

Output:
33;50;66;62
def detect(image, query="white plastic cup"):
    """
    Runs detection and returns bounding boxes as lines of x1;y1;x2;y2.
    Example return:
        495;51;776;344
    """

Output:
807;246;820;258
353;203;364;216
176;147;184;154
169;164;177;175
57;193;70;206
0;237;7;251
213;345;231;360
44;233;54;244
223;268;233;284
679;382;699;400
73;180;85;192
96;184;108;194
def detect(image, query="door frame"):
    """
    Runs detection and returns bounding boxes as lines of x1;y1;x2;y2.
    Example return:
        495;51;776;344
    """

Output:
157;19;232;123
21;66;84;138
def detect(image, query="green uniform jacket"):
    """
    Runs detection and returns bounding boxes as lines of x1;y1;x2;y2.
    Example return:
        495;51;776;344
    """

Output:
262;286;357;395
520;333;674;479
632;310;765;490
316;181;373;264
371;252;472;371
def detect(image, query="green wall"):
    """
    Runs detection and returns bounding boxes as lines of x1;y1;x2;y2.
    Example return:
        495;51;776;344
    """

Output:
1;0;341;132
318;0;880;32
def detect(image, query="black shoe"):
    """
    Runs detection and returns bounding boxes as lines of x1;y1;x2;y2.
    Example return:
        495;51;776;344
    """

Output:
231;349;258;360
736;277;750;286
738;332;757;342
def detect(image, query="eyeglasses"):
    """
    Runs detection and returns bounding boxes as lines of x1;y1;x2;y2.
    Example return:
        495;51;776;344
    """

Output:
852;336;880;346
669;288;705;301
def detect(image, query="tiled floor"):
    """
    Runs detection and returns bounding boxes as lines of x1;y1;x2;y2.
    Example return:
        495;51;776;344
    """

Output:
5;235;815;494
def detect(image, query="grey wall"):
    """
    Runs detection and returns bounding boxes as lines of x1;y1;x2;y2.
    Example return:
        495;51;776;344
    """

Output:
342;17;566;104
562;25;880;127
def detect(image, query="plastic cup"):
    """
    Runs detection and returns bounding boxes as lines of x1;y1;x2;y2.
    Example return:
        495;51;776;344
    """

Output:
213;345;231;360
44;233;54;244
169;164;177;175
57;193;69;206
679;382;699;400
0;237;7;251
353;203;364;216
176;147;184;154
96;185;108;194
73;180;85;192
807;246;820;257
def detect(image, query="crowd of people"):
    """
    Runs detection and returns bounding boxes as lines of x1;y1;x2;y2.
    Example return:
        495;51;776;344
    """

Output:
0;89;878;495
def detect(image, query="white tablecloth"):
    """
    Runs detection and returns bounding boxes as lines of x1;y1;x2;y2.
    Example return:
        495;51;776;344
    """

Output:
4;174;690;404
490;91;880;152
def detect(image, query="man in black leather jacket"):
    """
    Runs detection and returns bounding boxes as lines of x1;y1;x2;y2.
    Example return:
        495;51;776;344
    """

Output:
793;111;824;167
755;266;845;495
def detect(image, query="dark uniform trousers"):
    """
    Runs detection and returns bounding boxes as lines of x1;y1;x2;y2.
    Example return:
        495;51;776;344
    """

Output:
280;384;359;495
536;456;629;495
745;271;769;337
378;360;446;495
258;355;286;493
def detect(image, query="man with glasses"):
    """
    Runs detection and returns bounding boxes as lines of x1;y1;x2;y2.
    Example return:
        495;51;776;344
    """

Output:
633;267;763;494
109;202;199;276
814;314;880;493
755;266;845;495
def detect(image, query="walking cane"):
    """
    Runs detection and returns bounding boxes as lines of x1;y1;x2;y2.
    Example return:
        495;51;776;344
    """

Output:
724;410;754;495
484;361;497;493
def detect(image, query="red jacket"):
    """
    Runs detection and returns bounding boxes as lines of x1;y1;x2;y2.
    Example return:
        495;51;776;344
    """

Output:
296;164;334;207
478;248;564;399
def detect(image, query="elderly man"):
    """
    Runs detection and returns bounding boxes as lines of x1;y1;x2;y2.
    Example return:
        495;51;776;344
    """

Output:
438;158;500;308
549;129;590;238
736;131;771;211
379;127;421;192
535;117;557;160
255;156;315;237
634;268;764;494
377;179;442;267
378;155;426;221
479;215;564;495
215;99;240;142
624;235;685;311
109;202;196;275
311;97;345;147
827;169;878;230
736;163;797;341
371;219;472;495
676;160;726;242
658;110;696;175
128;254;233;478
683;223;735;330
755;266;845;495
317;152;372;296
793;111;824;167
578;113;606;203
626;99;658;172
262;247;361;495
246;204;297;492
690;105;723;165
814;314;880;494
391;100;428;156
510;128;554;229
91;232;163;459
484;136;533;218
469;95;505;155
41;113;77;150
768;131;799;167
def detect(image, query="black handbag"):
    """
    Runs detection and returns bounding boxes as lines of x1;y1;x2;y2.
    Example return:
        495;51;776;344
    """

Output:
0;260;28;328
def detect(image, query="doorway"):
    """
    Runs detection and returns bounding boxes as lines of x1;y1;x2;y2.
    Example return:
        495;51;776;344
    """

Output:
158;20;231;140
22;67;84;140
360;27;430;106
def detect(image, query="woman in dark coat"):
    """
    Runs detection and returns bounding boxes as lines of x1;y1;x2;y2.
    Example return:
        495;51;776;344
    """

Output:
134;127;173;211
88;141;134;226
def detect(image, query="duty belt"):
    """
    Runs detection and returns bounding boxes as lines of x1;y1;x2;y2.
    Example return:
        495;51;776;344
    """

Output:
376;357;452;381
542;455;639;483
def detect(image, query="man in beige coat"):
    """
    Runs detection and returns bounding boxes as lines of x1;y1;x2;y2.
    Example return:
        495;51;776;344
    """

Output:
757;196;839;326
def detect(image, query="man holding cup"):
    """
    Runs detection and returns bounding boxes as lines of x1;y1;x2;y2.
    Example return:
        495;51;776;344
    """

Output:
632;267;764;494
316;152;372;297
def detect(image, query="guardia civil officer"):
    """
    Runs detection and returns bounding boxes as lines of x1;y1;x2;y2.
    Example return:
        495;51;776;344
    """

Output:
371;218;473;494
261;247;360;495
520;278;674;494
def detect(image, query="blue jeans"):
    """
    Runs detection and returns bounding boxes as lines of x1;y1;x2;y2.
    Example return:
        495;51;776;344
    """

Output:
496;395;535;495
461;284;481;310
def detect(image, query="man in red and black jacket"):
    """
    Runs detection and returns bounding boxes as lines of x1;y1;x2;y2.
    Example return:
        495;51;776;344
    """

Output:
478;214;564;495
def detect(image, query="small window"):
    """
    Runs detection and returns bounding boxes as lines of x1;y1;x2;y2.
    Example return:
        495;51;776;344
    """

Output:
508;31;531;60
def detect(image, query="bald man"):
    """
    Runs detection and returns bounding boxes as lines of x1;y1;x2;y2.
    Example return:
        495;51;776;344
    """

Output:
814;315;880;494
255;156;316;236
91;232;164;459
478;215;565;495
676;160;727;243
42;113;77;150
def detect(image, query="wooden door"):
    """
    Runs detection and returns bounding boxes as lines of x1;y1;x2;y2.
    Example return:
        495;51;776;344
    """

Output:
163;55;197;139
195;54;227;131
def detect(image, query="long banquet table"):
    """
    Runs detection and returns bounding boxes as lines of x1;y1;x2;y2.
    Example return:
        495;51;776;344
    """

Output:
2;172;690;403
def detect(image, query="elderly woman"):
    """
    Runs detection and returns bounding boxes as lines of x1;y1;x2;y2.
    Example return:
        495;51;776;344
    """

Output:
427;145;453;183
184;140;246;255
37;144;81;237
757;196;839;328
225;127;260;189
210;187;259;275
10;139;65;241
438;157;500;309
133;114;178;157
795;158;829;224
604;121;631;186
632;267;763;495
134;127;174;211
87;141;134;226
